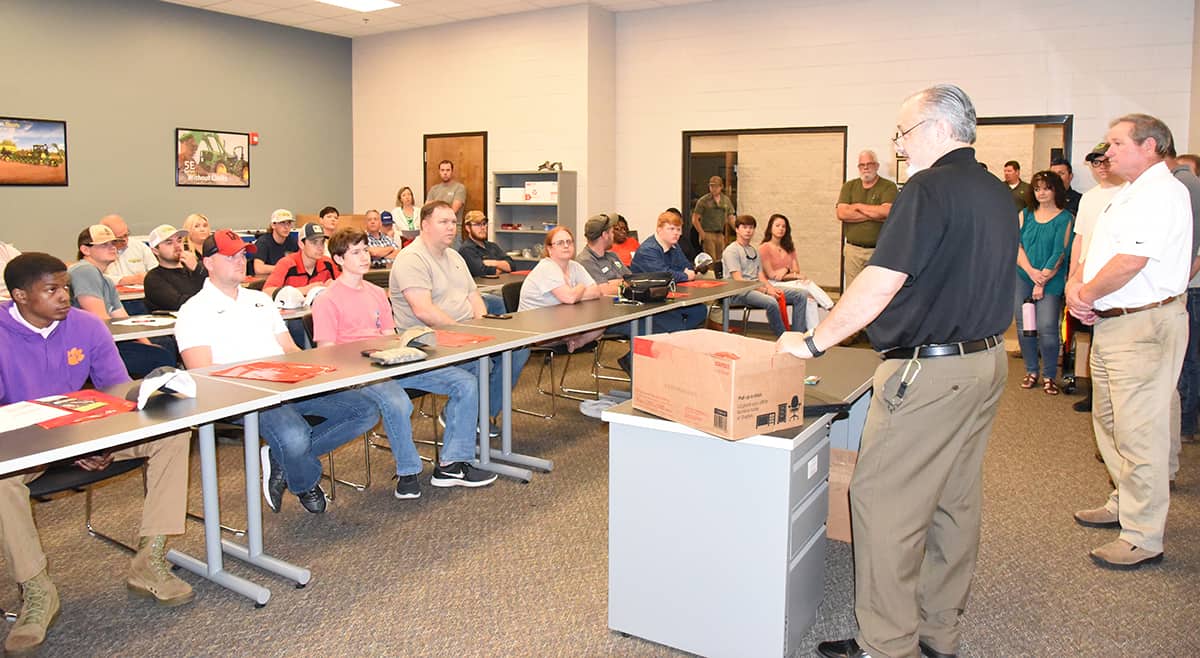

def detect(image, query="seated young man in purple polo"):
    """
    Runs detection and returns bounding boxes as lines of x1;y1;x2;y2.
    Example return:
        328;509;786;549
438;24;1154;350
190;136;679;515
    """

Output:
0;253;193;654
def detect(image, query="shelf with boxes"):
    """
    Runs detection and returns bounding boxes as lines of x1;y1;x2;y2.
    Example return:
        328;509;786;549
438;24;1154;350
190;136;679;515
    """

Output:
491;170;577;256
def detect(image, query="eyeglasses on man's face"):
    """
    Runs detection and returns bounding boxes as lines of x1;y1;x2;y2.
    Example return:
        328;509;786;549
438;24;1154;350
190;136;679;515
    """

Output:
893;119;927;146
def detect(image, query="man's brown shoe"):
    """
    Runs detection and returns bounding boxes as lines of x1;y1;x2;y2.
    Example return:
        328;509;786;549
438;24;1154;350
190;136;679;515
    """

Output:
1181;433;1198;444
1074;506;1119;528
4;569;60;656
1090;538;1163;569
128;535;194;606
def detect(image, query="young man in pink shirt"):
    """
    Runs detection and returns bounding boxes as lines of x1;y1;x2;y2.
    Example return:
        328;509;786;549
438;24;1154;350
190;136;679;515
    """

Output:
311;228;496;498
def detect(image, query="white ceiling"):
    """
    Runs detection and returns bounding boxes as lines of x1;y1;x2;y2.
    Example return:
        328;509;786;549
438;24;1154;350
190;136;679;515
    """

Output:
162;0;710;38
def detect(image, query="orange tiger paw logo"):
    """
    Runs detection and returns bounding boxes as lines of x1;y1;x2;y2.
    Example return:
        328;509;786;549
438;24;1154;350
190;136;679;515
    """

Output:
67;347;85;366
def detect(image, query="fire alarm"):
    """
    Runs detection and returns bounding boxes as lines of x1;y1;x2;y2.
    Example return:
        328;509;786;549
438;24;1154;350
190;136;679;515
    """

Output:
249;132;259;145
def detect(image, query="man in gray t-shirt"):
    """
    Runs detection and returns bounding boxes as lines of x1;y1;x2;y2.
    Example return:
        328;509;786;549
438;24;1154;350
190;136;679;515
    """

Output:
427;160;468;226
389;201;527;422
722;215;807;337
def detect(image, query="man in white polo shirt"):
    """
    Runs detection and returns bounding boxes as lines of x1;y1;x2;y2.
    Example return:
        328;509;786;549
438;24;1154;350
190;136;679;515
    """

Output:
1066;113;1191;570
175;229;380;514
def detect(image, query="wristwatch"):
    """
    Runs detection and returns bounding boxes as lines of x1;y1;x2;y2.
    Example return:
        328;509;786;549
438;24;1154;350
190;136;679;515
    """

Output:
804;334;825;358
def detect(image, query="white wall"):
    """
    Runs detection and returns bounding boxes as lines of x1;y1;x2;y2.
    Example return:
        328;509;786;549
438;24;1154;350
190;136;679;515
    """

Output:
353;5;615;225
614;0;1195;237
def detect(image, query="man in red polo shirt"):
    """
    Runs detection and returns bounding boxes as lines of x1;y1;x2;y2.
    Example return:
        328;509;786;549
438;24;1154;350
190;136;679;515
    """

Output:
262;223;338;300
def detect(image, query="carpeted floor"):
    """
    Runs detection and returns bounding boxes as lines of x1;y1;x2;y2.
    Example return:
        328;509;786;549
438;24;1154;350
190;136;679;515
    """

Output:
5;346;1200;656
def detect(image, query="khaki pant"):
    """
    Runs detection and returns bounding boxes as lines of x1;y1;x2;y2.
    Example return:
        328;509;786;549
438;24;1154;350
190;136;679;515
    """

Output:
1090;299;1186;554
0;432;189;583
701;231;726;264
843;243;874;290
852;346;1006;658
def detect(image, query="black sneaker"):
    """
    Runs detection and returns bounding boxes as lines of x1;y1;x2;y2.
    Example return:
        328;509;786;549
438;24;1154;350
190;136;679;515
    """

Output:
488;421;501;439
261;445;286;513
394;474;421;499
430;462;498;488
296;485;327;513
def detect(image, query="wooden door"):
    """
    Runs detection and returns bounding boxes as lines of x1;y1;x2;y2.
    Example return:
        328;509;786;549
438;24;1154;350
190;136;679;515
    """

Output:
423;132;487;215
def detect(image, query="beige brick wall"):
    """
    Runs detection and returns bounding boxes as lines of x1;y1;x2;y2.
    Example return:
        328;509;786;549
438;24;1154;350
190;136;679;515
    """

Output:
737;132;845;288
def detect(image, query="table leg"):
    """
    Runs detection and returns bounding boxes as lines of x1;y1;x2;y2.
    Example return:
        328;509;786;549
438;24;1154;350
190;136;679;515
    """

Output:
722;298;730;332
167;423;272;606
489;349;553;472
473;354;532;481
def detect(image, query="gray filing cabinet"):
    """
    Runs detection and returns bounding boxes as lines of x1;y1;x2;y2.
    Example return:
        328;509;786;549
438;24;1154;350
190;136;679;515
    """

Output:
605;401;831;657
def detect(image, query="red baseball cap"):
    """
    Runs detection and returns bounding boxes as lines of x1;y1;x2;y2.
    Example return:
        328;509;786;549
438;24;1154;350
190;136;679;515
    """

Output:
202;229;256;257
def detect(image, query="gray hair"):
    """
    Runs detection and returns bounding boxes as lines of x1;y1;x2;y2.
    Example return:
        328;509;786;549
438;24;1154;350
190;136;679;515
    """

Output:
907;84;977;144
1111;113;1173;157
859;149;879;163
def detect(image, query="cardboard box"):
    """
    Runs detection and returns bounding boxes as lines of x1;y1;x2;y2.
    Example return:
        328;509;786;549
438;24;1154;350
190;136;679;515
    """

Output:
498;187;525;203
631;329;806;440
827;448;857;543
524;180;558;203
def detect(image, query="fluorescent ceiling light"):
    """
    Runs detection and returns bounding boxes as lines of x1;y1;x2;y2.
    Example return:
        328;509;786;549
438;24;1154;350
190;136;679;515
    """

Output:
316;0;399;12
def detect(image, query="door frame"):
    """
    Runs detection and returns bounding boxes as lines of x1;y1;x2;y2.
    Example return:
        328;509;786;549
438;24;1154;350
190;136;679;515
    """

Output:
423;130;488;204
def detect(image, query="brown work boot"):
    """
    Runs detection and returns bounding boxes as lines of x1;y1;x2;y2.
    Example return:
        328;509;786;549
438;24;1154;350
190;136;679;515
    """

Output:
1073;506;1120;528
127;535;194;607
1090;538;1163;569
4;569;60;656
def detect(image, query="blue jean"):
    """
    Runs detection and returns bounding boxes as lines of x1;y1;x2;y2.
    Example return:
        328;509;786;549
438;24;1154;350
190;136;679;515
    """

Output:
482;293;506;315
376;366;480;473
117;340;176;379
259;389;382;493
1013;277;1063;379
730;288;808;337
460;349;531;418
651;304;708;333
1177;288;1200;435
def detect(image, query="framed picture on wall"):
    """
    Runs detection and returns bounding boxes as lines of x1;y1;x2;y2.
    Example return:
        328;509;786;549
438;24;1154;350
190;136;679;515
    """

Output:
175;128;250;187
0;116;68;186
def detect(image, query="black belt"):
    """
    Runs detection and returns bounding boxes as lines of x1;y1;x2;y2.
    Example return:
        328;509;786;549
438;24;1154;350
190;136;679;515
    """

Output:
881;334;1003;360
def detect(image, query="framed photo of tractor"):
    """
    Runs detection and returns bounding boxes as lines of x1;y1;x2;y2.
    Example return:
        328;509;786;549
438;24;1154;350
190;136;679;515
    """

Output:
0;116;68;186
175;128;250;187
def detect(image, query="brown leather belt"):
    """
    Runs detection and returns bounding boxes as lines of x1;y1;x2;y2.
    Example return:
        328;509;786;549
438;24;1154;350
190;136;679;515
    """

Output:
1094;296;1178;318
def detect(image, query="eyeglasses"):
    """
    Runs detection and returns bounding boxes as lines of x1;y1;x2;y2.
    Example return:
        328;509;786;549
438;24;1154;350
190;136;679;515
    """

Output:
857;162;879;169
82;242;118;249
468;221;489;227
1090;159;1110;167
892;119;927;146
550;238;574;248
112;235;129;244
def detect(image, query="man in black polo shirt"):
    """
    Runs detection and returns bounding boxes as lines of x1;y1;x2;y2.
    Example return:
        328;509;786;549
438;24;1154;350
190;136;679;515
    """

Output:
252;208;299;275
780;84;1015;658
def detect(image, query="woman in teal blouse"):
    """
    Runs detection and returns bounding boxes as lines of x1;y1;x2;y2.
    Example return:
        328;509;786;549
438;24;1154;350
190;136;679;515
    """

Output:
1015;170;1073;394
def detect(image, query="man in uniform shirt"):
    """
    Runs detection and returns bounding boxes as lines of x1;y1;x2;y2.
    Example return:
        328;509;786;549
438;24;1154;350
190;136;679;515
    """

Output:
691;175;736;263
143;224;205;313
100;214;158;287
782;84;1015;658
1067;114;1190;570
1003;160;1034;209
252;209;299;276
0;253;193;654
262;223;337;300
389;201;528;435
1049;158;1083;217
836;150;899;292
176;230;380;513
427;160;467;226
458;210;512;277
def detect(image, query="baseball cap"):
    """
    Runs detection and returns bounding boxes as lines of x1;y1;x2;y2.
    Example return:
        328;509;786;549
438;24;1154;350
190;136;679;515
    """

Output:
148;224;187;248
202;228;256;257
1085;142;1110;163
584;213;615;241
301;223;327;242
80;224;117;247
464;210;488;225
270;208;294;224
380;210;394;226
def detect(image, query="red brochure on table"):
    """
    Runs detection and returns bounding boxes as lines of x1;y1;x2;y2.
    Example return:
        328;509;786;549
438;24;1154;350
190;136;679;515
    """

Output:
676;280;724;288
210;362;336;383
34;390;136;429
435;330;495;347
666;292;691;299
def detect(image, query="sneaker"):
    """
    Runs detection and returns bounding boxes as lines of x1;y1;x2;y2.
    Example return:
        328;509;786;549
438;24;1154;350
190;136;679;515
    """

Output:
394;474;421;499
4;570;59;656
296;485;328;513
431;462;498;488
127;535;194;607
261;445;285;513
1073;396;1092;412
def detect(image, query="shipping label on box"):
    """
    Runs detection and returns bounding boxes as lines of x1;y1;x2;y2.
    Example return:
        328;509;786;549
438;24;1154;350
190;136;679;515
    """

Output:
524;181;558;203
631;329;805;440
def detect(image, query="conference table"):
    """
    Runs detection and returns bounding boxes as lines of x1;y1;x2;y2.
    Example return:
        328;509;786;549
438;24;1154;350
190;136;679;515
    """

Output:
107;307;311;342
